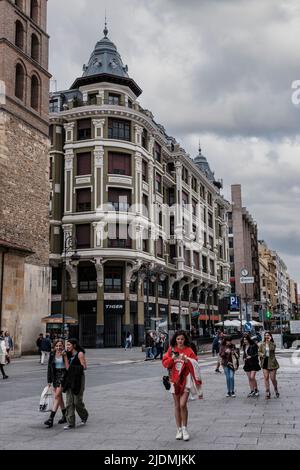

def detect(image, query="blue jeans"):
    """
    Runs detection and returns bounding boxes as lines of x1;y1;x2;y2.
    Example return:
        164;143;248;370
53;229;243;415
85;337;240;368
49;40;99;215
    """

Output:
223;366;235;393
145;347;154;359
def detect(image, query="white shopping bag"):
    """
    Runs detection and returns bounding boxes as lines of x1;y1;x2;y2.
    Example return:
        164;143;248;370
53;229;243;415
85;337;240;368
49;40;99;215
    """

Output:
39;385;54;413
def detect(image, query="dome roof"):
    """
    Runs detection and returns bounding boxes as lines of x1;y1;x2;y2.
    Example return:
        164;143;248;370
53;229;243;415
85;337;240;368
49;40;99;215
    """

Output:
194;145;215;182
82;25;129;79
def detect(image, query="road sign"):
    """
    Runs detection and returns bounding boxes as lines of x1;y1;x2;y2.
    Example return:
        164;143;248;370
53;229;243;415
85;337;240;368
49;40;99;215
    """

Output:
230;295;239;310
290;321;300;334
240;276;254;284
244;321;252;332
241;268;248;276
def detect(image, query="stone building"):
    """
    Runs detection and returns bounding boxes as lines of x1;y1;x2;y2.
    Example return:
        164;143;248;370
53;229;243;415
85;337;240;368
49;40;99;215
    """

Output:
0;0;51;353
228;185;260;321
258;240;277;323
49;25;230;348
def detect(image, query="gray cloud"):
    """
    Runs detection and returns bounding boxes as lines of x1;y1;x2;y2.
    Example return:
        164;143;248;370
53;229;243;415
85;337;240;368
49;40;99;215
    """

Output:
48;0;300;283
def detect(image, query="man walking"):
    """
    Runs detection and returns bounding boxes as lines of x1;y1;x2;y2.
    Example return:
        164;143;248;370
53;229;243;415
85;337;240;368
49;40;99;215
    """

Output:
36;333;43;363
40;333;52;365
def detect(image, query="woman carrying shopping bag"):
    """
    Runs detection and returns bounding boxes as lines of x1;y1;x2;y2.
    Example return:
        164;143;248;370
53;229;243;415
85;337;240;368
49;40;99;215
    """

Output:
44;339;68;428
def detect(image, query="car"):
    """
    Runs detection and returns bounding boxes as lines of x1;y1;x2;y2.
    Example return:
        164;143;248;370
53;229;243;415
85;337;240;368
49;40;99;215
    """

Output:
282;333;300;349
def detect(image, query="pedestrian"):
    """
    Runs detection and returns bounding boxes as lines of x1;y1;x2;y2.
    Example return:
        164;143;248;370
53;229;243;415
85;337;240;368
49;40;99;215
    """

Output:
241;334;261;397
214;331;224;373
154;333;165;360
0;332;9;379
40;333;52;365
144;332;154;360
4;331;13;364
36;333;43;363
219;336;239;397
63;338;89;429
258;331;280;399
162;330;202;442
44;339;68;428
124;331;132;350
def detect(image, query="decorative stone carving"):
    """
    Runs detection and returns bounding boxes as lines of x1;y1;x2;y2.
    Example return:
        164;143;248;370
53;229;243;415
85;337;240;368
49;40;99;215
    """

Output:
65;261;78;289
65;150;74;170
94;147;104;167
93;119;105;139
125;260;143;288
91;257;105;287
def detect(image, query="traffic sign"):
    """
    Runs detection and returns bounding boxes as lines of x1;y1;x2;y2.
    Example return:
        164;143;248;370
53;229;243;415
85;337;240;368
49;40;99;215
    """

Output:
240;276;254;284
244;322;252;332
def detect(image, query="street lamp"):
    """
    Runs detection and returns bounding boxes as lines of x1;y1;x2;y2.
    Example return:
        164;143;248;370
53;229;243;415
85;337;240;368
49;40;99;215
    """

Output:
138;263;166;332
61;235;80;340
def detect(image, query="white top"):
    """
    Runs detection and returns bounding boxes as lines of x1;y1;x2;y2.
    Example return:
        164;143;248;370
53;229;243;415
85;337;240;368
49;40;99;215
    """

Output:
265;344;270;357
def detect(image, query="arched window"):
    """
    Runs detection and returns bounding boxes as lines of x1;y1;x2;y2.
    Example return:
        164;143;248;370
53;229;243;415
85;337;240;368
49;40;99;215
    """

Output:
31;74;39;110
31;34;39;62
15;63;25;100
15;21;24;49
15;0;23;9
30;0;39;23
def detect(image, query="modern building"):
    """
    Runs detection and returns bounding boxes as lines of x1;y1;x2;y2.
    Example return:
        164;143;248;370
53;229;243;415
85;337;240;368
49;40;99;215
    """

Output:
0;0;51;353
49;25;231;348
228;185;260;321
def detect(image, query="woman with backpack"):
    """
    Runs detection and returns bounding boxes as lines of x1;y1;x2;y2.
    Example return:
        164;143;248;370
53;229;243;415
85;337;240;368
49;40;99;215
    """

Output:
241;334;261;397
258;331;280;399
219;336;239;397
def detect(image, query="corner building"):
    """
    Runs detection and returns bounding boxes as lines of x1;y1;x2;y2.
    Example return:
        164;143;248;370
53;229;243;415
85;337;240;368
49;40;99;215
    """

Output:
49;26;230;348
0;0;50;354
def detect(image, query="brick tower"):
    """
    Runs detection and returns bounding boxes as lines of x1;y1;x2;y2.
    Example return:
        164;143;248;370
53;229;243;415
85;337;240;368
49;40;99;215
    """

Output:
0;0;51;354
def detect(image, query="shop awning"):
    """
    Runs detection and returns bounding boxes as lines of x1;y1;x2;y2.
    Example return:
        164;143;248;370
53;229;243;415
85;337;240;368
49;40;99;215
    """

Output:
199;314;220;321
42;314;78;324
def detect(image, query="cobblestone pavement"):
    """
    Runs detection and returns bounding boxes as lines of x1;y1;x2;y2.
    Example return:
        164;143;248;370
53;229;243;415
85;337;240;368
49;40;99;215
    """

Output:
0;348;299;450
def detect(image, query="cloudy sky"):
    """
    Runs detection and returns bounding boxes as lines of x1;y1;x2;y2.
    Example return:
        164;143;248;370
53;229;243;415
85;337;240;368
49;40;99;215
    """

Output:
48;0;300;283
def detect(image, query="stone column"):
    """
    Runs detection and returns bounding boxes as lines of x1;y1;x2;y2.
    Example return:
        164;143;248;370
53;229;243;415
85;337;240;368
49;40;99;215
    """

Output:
64;149;74;214
94;146;104;211
134;125;143;146
64;122;75;143
82;91;88;104
93;119;105;140
97;90;105;105
135;152;143;214
148;161;155;255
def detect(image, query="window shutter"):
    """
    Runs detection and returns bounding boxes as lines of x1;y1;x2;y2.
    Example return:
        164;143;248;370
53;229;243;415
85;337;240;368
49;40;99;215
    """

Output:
77;153;91;175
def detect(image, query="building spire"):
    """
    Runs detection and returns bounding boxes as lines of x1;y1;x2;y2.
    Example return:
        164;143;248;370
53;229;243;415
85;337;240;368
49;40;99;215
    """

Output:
104;12;108;38
198;139;202;155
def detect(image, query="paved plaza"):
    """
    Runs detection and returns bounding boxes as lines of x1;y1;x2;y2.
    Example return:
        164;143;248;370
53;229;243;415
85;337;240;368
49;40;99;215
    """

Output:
0;348;299;450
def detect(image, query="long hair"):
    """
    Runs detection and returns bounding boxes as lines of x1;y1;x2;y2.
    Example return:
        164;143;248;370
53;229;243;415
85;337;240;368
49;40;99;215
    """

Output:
221;336;233;347
170;330;191;347
52;338;64;352
67;338;85;354
263;331;274;343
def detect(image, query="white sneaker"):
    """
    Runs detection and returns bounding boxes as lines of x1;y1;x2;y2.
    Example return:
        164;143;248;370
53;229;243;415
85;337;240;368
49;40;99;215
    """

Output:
175;428;183;440
63;425;75;430
182;427;190;441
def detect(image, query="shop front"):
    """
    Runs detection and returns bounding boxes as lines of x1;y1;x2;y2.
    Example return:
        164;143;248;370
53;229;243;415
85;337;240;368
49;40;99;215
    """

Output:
104;300;125;347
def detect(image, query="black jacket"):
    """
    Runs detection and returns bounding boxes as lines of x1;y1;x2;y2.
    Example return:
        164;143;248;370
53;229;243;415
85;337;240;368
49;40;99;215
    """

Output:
63;364;84;395
41;337;52;352
47;352;67;384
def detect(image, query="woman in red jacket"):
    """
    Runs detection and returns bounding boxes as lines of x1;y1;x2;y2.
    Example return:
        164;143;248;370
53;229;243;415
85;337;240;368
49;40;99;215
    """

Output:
162;330;197;441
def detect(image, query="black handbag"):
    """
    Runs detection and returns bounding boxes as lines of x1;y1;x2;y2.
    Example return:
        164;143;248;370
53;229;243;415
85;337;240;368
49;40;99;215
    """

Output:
162;375;171;390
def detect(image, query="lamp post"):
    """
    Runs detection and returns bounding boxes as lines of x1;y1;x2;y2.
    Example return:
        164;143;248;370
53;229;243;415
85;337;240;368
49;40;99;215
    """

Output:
61;235;80;340
138;263;166;333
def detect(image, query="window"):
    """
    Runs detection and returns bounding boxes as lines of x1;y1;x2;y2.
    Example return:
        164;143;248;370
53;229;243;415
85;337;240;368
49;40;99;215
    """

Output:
208;211;213;229
108;188;131;212
15;21;24;49
78;266;97;293
108;118;130;141
184;249;190;267
51;268;61;295
31;34;39;62
108;224;132;249
228;212;232;220
142;160;148;182
209;235;214;250
88;93;97;105
155;173;162;194
170;216;175;236
104;268;123;292
182;166;189;184
229;239;234;249
77;152;91;176
108;93;121;105
76;188;91;212
30;0;39;23
202;255;207;273
49;126;54;146
31;74;39;110
49;157;53;180
108;152;131;176
142;129;148;150
15;63;25;100
49;100;59;113
207;192;212;206
169;244;176;263
154;142;161;162
182;191;189;206
200;184;205;199
210;259;215;276
191;176;197;192
144;279;155;297
76;224;91;249
158;279;167;298
77;119;92;140
171;282;179;299
192;199;197;216
142;194;148;217
194;252;200;271
182;285;189;301
156;237;163;258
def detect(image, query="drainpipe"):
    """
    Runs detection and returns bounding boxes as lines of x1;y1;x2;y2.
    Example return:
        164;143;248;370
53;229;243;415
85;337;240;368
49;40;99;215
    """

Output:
0;251;5;328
